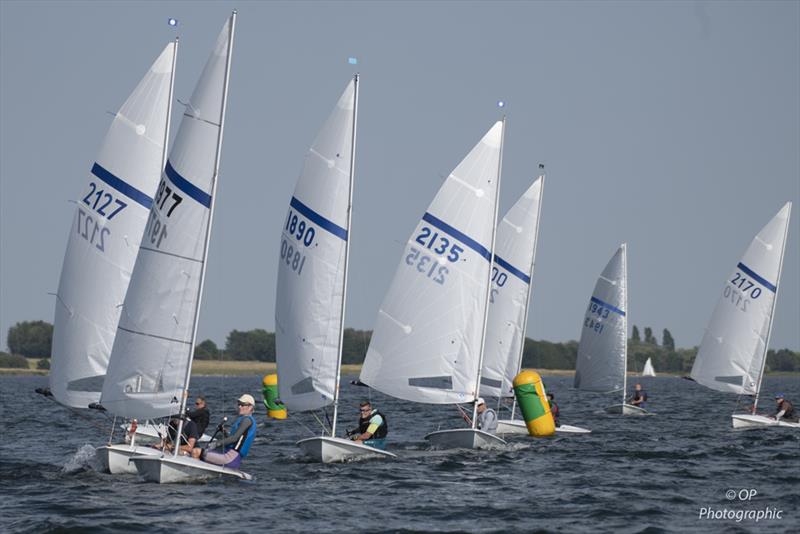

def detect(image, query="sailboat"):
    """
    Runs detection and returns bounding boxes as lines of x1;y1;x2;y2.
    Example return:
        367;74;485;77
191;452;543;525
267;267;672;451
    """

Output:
50;41;177;413
691;203;796;430
573;244;645;415
360;120;508;450
642;357;656;377
274;76;395;463
100;13;249;483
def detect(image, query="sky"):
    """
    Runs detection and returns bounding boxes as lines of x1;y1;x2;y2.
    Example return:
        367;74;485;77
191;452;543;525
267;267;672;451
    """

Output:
1;1;798;351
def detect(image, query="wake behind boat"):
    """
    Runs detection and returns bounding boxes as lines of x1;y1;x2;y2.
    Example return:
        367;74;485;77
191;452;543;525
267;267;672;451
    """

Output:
496;419;591;435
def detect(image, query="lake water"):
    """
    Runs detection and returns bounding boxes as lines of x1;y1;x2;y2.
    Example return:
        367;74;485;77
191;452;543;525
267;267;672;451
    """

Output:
1;374;797;533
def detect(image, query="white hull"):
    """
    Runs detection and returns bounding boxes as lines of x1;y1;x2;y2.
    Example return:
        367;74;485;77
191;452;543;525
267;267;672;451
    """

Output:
732;414;800;430
496;419;591;435
122;422;211;444
605;403;649;416
296;436;397;463
130;454;252;484
424;428;507;450
96;443;162;474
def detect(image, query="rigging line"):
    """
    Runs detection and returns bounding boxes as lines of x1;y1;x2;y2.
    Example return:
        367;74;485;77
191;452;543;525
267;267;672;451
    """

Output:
290;413;317;437
311;411;330;435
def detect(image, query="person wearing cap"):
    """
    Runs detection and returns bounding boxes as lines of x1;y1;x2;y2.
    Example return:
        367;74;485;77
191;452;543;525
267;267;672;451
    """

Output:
475;398;497;434
185;395;211;436
349;401;388;449
773;394;797;422
191;394;257;469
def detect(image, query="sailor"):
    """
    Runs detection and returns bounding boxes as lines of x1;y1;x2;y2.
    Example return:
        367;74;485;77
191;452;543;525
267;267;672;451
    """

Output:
547;393;560;427
475;398;497;434
159;416;199;456
349;401;388;449
192;394;257;469
186;395;210;436
773;394;797;422
628;383;648;409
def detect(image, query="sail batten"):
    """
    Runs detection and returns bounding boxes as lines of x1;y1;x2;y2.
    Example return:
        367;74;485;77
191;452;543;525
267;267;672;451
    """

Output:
49;42;177;409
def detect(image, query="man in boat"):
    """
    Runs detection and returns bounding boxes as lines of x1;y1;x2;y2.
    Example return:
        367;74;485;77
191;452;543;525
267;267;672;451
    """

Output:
773;394;797;422
547;393;560;427
191;394;257;469
158;416;200;456
628;383;648;409
475;398;498;434
186;395;210;436
348;401;388;449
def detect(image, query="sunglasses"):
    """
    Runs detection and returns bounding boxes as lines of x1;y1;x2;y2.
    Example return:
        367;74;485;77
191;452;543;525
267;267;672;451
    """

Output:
238;402;251;407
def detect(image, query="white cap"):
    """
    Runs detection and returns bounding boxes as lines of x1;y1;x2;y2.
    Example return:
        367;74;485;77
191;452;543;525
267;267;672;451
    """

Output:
476;397;486;405
237;394;255;406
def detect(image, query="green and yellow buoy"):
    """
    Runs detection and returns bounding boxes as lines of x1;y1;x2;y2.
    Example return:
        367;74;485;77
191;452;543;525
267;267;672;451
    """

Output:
262;374;287;419
512;369;555;437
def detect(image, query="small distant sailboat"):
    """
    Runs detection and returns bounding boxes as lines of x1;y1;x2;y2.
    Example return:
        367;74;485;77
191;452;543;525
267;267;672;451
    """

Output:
485;170;590;436
101;12;249;482
361;120;508;450
642;357;656;377
691;203;796;430
574;244;646;416
274;76;395;463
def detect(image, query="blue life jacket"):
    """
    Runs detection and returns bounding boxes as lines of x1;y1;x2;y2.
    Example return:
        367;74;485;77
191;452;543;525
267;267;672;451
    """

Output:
227;415;257;458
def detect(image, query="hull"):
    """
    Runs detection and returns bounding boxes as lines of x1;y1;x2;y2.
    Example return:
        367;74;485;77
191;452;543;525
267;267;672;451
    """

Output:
130;454;252;484
122;422;211;444
424;428;507;450
97;443;162;474
604;403;649;416
732;414;800;430
296;436;397;463
497;419;591;435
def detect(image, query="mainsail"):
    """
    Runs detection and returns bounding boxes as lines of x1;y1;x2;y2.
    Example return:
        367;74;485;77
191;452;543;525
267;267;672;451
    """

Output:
480;175;544;398
574;244;628;393
275;79;357;413
50;43;177;409
690;203;792;396
101;17;235;419
360;121;504;404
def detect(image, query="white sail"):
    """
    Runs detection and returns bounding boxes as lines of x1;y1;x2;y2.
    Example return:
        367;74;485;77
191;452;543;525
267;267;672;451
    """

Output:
691;203;792;395
480;176;544;398
101;18;234;419
642;357;656;377
574;244;628;393
275;80;356;413
50;43;177;409
360;121;503;404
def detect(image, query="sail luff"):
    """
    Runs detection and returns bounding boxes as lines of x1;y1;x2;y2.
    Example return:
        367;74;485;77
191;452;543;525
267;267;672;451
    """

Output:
161;39;178;174
621;243;628;405
752;202;791;412
472;117;505;428
330;73;359;438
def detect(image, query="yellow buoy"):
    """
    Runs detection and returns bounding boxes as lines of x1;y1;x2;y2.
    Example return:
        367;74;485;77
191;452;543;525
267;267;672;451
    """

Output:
262;373;287;419
512;369;555;437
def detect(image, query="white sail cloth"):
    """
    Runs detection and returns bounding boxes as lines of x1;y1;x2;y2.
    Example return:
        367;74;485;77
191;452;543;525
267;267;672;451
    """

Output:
642;357;656;377
275;80;355;412
50;43;176;409
361;122;503;404
691;203;791;395
101;18;233;419
574;244;628;393
480;177;544;398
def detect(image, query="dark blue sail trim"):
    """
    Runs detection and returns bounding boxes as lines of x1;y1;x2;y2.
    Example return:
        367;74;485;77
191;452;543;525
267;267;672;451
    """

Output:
494;255;531;285
422;212;491;262
289;196;348;241
590;296;625;317
91;163;152;209
165;160;212;208
737;262;777;293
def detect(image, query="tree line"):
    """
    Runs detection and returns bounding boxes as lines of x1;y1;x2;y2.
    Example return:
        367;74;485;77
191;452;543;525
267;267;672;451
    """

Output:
4;320;800;373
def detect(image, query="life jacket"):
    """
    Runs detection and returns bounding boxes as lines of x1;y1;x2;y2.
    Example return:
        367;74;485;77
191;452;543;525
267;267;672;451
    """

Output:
358;409;388;439
226;415;257;458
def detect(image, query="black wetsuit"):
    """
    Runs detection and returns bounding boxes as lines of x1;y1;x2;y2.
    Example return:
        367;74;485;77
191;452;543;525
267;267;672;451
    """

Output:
549;400;560;426
167;419;199;447
776;400;797;422
186;406;210;436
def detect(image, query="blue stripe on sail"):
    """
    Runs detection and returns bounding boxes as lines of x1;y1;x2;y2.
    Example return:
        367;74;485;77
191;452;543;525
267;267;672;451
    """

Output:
91;163;153;209
494;255;531;285
290;196;348;241
422;212;491;262
164;161;212;208
737;262;777;293
590;296;625;317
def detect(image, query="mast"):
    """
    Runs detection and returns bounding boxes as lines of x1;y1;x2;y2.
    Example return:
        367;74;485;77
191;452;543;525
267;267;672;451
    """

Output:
174;11;236;456
510;165;546;421
330;73;359;438
751;203;791;412
621;243;628;406
472;116;506;429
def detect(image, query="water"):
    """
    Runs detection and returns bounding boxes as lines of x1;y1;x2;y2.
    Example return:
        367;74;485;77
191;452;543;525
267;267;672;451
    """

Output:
1;374;797;533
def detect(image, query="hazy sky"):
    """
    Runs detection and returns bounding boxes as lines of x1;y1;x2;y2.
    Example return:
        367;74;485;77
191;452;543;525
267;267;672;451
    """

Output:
1;1;798;352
